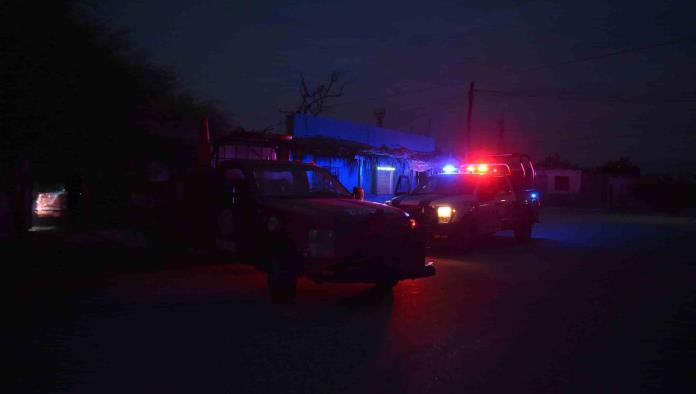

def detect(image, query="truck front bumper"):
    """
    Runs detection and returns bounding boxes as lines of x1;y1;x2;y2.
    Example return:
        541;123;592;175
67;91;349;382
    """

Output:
425;221;468;247
305;235;435;284
307;259;435;284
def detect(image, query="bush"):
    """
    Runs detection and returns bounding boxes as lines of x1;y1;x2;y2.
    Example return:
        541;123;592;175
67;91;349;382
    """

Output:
631;177;694;213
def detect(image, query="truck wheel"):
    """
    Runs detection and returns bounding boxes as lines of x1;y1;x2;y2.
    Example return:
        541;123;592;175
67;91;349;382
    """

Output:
455;223;476;253
267;258;298;304
514;215;533;242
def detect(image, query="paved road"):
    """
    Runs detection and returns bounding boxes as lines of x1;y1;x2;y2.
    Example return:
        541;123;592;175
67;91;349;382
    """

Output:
11;209;696;393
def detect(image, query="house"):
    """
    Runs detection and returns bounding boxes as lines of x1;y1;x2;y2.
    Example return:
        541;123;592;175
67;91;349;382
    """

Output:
535;169;583;204
207;114;443;202
287;114;441;202
535;166;644;208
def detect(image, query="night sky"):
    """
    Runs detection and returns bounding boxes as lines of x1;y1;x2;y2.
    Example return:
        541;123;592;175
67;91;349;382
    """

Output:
85;0;696;174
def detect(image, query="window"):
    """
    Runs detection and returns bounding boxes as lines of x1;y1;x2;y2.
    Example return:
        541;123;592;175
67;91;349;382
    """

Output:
554;176;570;191
477;178;497;201
224;169;245;182
306;169;347;196
412;175;477;195
494;177;512;196
253;169;301;196
217;145;277;162
252;167;350;197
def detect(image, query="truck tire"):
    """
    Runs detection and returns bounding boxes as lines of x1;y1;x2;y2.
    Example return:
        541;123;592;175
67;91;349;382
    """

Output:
514;215;533;242
267;257;298;304
455;222;476;253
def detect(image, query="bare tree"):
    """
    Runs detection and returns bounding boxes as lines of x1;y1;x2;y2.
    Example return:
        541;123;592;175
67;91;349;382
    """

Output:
294;70;347;116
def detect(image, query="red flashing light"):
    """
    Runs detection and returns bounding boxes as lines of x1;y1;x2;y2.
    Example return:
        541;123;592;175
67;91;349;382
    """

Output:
463;163;490;175
409;218;417;229
463;163;511;175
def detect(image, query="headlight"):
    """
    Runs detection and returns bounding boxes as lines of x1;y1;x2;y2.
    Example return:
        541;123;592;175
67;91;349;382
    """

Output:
308;229;335;257
267;215;280;231
436;206;453;224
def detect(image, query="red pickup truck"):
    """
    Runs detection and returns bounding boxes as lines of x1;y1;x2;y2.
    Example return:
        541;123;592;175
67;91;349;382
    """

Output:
133;159;435;302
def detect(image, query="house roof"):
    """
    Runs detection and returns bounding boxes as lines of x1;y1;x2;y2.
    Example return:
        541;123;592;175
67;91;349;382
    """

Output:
290;114;436;153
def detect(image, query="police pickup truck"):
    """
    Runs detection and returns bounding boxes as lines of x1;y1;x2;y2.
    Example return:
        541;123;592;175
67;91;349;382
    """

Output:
386;154;540;251
133;159;434;302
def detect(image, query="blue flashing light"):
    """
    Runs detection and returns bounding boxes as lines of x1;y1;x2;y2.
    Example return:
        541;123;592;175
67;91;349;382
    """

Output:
530;192;538;199
442;164;457;174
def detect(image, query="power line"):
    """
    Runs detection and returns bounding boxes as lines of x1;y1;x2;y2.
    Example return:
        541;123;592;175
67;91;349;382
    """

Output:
332;81;470;107
476;89;696;105
522;35;696;72
330;36;696;108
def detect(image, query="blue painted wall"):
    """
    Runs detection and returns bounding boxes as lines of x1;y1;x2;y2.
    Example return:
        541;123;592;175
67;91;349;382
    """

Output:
290;114;437;203
299;153;417;204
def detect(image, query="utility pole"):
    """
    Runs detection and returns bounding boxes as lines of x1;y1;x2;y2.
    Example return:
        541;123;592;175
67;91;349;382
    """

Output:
373;107;386;128
465;82;474;159
498;110;505;153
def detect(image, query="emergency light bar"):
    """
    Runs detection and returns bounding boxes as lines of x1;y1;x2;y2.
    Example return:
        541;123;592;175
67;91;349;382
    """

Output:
442;164;458;174
461;163;512;175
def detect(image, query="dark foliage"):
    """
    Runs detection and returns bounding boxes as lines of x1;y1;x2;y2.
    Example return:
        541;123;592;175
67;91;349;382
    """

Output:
536;154;579;170
597;157;641;177
1;0;230;228
630;175;695;213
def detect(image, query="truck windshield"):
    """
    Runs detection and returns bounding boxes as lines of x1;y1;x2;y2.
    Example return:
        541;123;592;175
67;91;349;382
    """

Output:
411;175;478;195
253;167;351;197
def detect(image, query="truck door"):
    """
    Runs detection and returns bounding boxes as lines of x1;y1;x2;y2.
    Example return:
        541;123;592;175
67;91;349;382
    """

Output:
475;178;499;235
493;176;516;230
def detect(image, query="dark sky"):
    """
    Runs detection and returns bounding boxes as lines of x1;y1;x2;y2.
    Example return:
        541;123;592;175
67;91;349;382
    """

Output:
85;0;696;174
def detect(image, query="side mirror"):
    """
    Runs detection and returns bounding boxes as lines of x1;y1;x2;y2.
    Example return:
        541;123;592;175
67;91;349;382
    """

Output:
352;186;365;200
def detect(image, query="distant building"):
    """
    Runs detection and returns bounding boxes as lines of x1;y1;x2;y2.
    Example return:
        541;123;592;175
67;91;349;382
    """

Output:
535;169;583;202
535;167;643;209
